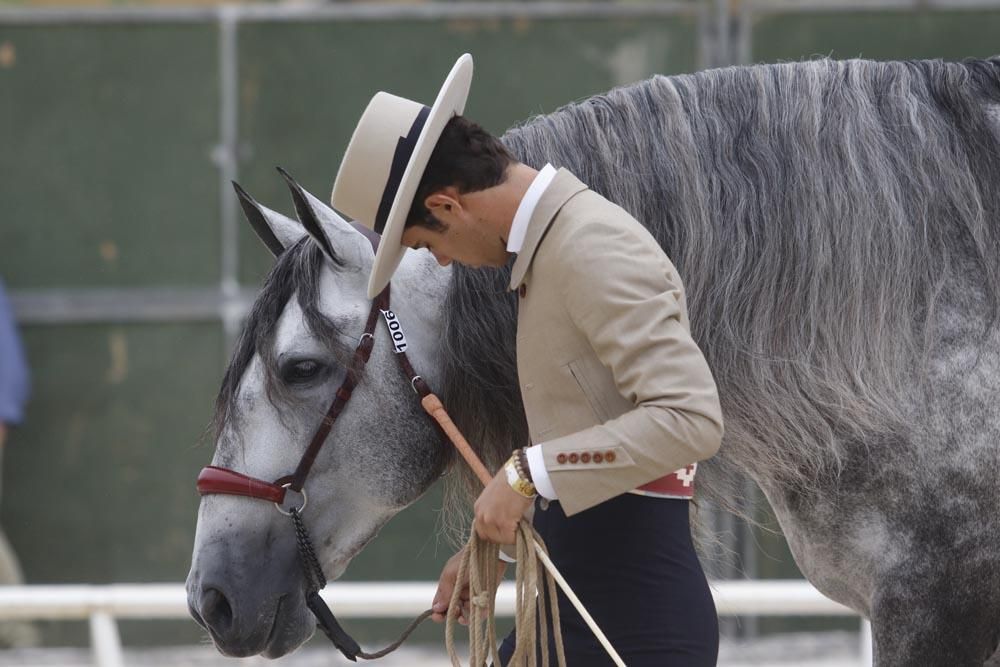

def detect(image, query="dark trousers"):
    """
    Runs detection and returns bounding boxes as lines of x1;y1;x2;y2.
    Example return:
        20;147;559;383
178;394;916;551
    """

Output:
497;494;718;666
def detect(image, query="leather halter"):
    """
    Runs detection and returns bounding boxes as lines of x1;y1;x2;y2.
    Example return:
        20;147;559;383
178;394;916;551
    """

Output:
197;227;430;505
197;286;389;505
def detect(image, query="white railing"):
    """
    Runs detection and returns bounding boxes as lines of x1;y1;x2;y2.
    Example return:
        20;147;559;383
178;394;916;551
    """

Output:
0;581;872;667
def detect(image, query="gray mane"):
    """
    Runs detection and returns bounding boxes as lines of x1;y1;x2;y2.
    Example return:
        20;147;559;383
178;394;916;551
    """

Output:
440;57;1000;508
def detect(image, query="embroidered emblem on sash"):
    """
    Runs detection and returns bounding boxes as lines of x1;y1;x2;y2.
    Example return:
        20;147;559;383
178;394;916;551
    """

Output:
675;462;698;487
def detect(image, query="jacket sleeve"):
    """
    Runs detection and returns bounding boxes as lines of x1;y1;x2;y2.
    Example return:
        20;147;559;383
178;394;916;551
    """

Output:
537;220;724;516
0;280;31;426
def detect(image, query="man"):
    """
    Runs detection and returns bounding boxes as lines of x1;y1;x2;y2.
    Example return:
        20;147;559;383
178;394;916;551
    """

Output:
332;54;724;665
0;279;39;648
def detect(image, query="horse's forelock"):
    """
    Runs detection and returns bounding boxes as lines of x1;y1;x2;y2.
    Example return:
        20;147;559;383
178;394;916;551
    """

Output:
211;239;354;440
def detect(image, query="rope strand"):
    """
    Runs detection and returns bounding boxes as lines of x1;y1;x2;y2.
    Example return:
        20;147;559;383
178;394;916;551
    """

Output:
445;522;565;667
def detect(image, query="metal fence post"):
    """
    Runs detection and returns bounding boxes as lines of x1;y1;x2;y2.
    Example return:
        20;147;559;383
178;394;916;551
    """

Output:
861;618;874;666
736;0;754;65
89;610;124;667
217;4;242;352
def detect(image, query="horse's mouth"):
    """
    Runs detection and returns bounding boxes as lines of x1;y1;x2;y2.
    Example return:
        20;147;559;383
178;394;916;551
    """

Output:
193;593;302;658
262;595;286;655
261;591;316;658
235;594;302;659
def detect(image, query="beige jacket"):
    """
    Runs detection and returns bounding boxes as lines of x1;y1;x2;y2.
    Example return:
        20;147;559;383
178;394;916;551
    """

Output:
510;169;724;517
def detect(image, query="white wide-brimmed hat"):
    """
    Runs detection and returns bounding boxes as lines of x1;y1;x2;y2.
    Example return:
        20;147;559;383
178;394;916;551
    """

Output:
331;54;474;298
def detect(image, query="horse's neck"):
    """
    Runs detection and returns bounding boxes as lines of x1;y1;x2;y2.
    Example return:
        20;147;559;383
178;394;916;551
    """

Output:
384;250;452;389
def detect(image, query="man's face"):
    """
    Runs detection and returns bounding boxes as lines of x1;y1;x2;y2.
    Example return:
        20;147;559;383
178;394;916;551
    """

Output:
400;191;510;269
400;222;503;268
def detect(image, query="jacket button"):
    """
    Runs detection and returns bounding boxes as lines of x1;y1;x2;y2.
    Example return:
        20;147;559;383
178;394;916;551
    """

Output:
605;451;616;463
518;284;527;298
593;452;604;463
568;453;579;464
580;453;591;463
556;453;567;465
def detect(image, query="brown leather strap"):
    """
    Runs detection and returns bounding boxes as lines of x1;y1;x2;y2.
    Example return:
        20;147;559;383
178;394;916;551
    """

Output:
287;288;389;492
395;350;432;398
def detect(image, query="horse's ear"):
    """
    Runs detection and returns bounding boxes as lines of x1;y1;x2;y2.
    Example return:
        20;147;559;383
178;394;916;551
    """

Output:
276;167;371;266
232;182;304;257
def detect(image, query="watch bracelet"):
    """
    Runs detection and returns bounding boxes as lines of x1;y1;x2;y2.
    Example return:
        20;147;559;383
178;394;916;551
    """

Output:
515;447;534;483
504;455;537;498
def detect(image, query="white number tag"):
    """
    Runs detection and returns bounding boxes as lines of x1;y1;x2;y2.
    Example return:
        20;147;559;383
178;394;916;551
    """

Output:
380;309;409;354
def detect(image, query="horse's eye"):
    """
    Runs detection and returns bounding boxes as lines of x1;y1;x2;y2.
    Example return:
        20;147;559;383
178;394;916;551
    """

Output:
281;359;326;385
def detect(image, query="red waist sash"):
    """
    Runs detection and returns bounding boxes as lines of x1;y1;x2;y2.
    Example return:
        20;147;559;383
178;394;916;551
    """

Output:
634;463;697;498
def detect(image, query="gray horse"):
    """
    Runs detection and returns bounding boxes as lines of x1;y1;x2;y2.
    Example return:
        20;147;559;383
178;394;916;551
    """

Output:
187;56;1000;665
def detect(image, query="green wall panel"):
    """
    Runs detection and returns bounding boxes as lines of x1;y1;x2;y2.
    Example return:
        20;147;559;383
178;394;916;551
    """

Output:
234;16;701;283
0;322;221;646
750;9;1000;63
0;25;220;289
1;322;224;583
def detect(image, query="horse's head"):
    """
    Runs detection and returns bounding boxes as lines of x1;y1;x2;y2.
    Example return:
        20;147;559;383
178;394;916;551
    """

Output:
186;171;450;658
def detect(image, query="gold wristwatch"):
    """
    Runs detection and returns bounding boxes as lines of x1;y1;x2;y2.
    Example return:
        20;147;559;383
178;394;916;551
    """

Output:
504;450;537;498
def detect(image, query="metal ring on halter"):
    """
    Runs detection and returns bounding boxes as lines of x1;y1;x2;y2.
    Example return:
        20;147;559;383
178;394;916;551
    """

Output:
275;484;308;516
410;375;423;394
359;333;374;343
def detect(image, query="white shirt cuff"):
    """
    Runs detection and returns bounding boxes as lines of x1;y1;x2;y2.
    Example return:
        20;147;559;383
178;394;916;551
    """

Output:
525;444;558;500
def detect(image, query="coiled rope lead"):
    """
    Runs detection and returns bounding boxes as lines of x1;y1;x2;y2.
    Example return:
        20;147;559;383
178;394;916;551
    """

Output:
421;393;626;667
445;520;564;667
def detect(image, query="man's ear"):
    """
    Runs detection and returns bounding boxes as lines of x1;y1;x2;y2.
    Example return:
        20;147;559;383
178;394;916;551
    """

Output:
424;188;462;218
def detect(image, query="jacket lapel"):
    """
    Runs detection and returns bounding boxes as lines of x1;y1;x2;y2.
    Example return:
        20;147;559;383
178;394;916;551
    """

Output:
509;168;588;291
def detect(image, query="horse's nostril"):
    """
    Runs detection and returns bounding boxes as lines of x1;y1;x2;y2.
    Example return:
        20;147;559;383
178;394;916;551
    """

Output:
200;587;234;635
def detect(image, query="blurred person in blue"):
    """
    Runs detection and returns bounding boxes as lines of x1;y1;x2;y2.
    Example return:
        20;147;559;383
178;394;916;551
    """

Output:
0;279;39;648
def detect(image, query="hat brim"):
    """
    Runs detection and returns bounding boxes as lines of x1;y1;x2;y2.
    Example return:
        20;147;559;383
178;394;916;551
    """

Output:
366;54;474;299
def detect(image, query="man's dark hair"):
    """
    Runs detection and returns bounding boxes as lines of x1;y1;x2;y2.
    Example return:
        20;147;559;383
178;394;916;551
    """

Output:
406;115;516;230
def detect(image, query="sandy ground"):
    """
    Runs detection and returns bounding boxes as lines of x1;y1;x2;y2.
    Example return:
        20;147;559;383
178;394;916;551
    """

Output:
0;631;868;666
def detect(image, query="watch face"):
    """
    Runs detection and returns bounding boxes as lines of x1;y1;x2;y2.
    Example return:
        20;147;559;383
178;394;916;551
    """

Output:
505;458;537;498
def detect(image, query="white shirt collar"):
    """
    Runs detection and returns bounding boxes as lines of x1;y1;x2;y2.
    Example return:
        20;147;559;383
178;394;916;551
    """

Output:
506;163;558;254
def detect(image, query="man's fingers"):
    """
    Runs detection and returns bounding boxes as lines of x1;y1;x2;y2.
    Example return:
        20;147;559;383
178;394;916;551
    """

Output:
432;578;454;616
432;585;452;613
430;548;468;623
474;517;518;546
431;596;471;625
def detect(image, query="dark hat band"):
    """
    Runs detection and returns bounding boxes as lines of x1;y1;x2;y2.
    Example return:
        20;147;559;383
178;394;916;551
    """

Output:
373;105;432;235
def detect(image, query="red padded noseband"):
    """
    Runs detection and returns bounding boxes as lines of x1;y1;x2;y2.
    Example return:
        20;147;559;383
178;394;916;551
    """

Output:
197;466;287;504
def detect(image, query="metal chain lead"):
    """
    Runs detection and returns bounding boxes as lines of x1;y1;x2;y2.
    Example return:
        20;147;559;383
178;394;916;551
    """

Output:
290;508;327;592
288;507;433;662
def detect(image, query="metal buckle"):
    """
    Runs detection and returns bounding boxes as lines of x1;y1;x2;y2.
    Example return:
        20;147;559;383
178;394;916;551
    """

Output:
275;484;308;516
410;375;422;394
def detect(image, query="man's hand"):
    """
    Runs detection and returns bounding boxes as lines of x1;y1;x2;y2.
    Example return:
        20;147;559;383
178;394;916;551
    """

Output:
473;467;535;545
431;547;507;625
